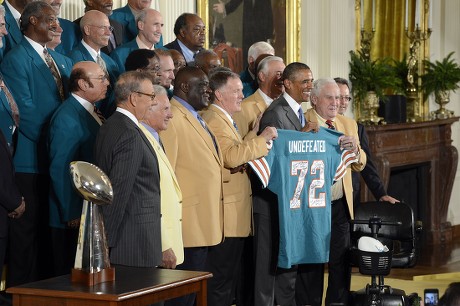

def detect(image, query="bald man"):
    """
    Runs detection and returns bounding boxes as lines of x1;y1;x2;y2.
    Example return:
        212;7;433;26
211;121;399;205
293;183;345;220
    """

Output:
111;8;163;73
70;10;120;117
48;61;109;276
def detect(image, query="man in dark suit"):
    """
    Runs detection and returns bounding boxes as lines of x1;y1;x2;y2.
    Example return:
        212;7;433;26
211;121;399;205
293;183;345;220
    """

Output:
164;13;205;65
334;77;399;206
70;10;120;117
110;8;163;73
255;62;315;306
1;1;72;287
48;61;109;276
74;0;124;54
94;71;161;268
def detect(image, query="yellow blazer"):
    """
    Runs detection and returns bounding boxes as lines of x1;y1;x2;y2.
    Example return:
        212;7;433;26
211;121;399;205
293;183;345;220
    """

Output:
139;124;184;265
305;108;367;218
233;90;268;139
201;105;269;237
160;98;224;247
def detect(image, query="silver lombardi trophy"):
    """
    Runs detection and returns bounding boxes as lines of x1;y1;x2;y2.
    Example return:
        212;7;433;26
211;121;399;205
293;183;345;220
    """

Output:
69;161;115;286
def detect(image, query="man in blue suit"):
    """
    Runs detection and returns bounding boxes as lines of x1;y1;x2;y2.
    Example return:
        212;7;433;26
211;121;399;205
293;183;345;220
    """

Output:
70;10;119;117
110;8;163;73
110;0;162;47
0;1;72;287
48;61;109;276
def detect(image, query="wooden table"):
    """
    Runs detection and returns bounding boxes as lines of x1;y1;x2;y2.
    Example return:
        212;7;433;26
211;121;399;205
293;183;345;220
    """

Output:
7;266;212;305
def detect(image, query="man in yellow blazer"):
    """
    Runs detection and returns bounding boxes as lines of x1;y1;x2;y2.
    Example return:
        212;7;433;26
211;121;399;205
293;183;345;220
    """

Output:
160;67;224;306
233;56;285;139
201;68;278;306
298;78;367;306
139;85;184;269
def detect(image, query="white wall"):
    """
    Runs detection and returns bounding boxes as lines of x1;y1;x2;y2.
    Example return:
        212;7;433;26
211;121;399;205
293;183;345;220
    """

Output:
62;0;460;226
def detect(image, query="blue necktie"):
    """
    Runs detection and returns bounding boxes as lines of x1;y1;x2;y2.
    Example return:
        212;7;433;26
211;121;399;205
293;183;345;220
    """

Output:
233;121;239;132
298;108;305;128
197;115;219;154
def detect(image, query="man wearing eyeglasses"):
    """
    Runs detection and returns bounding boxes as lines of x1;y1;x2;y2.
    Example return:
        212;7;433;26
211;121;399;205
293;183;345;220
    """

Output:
164;13;206;65
48;61;109;277
334;77;399;206
94;71;161;270
70;10;120;118
111;9;163;73
300;78;367;306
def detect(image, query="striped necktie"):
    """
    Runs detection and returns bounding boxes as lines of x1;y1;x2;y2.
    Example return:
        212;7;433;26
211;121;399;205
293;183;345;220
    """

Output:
326;119;335;130
94;105;106;124
197;114;219;154
96;54;108;75
1;81;19;127
43;48;65;101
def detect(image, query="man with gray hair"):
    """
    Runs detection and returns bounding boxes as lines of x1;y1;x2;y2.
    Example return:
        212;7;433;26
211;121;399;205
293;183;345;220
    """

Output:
139;84;184;270
234;55;285;139
240;41;275;98
73;0;124;54
110;8;163;73
70;10;120;117
94;71;161;269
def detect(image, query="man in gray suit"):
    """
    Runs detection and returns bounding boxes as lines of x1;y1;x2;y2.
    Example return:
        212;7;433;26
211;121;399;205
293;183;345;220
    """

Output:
254;62;315;306
94;71;161;267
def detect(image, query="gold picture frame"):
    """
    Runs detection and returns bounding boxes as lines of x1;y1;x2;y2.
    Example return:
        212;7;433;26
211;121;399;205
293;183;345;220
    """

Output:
197;0;300;68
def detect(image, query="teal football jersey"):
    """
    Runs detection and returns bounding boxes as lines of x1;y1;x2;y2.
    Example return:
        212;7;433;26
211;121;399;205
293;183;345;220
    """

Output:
249;128;358;268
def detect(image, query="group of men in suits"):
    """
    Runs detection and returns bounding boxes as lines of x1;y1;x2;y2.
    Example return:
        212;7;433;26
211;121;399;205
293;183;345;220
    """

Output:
0;0;398;305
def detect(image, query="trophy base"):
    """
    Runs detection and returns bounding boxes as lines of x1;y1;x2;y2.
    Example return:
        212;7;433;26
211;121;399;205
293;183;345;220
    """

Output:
71;267;115;286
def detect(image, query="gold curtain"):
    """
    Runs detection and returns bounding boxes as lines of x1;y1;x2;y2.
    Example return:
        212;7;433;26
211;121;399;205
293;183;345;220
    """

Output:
355;0;431;119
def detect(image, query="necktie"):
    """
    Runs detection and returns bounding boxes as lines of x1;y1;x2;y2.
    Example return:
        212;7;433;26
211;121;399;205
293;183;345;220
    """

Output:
326;119;335;130
197;115;219;154
43;48;65;101
298;108;305;128
94;105;106;124
96;54;108;75
1;82;20;127
108;32;116;52
233;121;239;132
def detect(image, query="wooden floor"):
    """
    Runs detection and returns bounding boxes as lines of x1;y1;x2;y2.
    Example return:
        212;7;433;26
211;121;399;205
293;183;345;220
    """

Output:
384;238;460;280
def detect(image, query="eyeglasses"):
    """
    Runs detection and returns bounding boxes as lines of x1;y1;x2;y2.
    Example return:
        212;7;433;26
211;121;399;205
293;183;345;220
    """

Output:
339;96;352;102
89;75;109;82
88;25;114;32
134;91;156;101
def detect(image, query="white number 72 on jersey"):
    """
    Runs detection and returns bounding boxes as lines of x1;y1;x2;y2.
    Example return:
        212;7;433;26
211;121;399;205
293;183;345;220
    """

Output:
290;160;325;209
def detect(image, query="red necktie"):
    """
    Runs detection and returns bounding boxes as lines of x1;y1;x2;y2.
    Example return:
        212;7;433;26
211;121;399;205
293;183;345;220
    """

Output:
326;120;335;130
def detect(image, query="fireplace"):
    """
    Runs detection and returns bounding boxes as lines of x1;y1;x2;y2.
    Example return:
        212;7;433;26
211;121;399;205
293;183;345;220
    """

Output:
359;118;459;245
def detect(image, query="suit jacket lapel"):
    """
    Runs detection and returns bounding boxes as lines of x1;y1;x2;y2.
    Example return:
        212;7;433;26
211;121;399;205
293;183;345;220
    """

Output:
254;91;267;114
0;92;13;119
212;105;242;141
280;98;302;131
22;40;59;94
172;99;221;165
